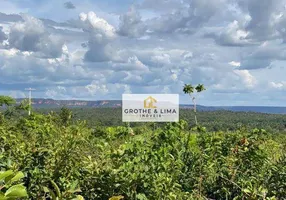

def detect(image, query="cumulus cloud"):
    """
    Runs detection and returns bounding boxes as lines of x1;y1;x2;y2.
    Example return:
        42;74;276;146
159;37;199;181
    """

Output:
118;6;147;37
0;26;7;42
79;12;116;40
237;0;282;41
239;41;286;69
85;81;108;95
46;86;67;98
269;81;286;90
62;82;132;99
0;46;96;89
209;0;286;46
79;12;119;62
147;0;225;34
84;39;117;62
107;71;143;85
64;1;76;9
229;61;241;67
1;0;286;105
207;20;253;46
134;47;191;68
275;14;286;43
150;53;171;66
111;56;149;72
234;69;257;88
240;59;272;70
0;12;22;23
8;14;64;58
44;82;110;99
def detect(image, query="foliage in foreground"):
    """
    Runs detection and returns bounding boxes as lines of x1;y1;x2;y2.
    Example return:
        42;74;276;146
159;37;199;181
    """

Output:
0;170;28;200
0;106;286;199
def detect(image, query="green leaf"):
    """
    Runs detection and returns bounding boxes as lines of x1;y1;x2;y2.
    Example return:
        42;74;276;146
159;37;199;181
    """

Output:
51;180;61;198
136;193;148;200
109;196;124;200
5;184;27;198
10;172;25;183
73;195;84;200
243;188;252;194
69;180;80;192
43;186;57;200
0;171;13;181
43;186;50;193
0;192;7;200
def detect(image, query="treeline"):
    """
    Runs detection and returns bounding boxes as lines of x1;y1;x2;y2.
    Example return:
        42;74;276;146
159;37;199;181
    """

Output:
37;107;286;132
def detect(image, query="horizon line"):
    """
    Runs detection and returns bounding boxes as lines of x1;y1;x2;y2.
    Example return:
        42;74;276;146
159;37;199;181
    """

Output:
13;98;286;108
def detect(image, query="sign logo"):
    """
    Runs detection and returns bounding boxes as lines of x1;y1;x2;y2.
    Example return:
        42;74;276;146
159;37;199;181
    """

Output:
122;94;179;122
144;96;157;108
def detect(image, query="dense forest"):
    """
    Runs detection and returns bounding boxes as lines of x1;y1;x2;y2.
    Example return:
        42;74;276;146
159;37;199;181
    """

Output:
1;96;286;199
37;108;286;132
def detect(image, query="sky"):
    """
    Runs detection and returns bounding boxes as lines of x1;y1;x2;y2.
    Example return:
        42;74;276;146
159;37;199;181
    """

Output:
0;0;286;106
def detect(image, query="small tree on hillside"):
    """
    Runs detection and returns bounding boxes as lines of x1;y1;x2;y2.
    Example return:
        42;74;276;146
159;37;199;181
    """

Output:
0;96;16;124
183;84;206;126
59;107;73;126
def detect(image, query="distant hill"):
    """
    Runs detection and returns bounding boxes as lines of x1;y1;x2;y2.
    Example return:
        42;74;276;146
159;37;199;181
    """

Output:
16;98;122;108
16;98;286;114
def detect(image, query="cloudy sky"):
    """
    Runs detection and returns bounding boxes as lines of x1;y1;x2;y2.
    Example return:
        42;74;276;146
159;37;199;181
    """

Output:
0;0;286;106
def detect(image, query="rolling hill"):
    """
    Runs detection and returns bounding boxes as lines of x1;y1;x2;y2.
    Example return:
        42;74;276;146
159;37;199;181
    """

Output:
16;98;286;114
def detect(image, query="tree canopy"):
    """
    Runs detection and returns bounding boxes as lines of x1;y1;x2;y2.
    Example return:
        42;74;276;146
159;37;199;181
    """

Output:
0;96;16;107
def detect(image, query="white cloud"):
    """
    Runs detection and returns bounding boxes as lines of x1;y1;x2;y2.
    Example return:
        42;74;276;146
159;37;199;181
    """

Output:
239;41;286;69
0;26;7;43
234;69;257;88
112;56;149;72
46;86;67;98
79;11;121;62
229;61;241;67
269;81;286;90
170;73;178;81
211;20;252;46
151;53;171;66
146;0;226;34
0;48;20;57
8;14;64;58
118;6;147;37
85;81;108;95
79;11;116;40
237;0;282;41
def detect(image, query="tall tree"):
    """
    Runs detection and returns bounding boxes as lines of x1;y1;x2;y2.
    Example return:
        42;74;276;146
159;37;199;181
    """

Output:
183;84;206;125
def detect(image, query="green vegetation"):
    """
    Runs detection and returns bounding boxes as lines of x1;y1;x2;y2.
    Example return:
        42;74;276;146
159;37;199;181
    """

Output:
0;96;286;199
36;107;286;132
0;170;28;199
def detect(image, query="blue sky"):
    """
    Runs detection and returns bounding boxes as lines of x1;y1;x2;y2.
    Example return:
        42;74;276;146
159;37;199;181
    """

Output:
0;0;286;106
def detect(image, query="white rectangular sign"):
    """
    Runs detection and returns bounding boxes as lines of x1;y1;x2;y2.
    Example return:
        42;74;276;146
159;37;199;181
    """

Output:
122;94;179;122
